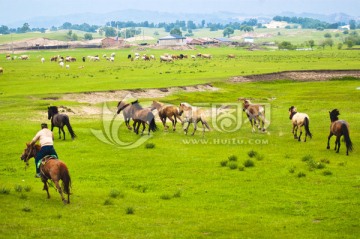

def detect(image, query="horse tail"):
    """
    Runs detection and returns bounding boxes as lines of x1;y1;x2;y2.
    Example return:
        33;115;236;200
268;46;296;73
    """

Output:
60;163;71;195
341;123;353;152
64;116;76;139
304;117;312;139
148;113;158;132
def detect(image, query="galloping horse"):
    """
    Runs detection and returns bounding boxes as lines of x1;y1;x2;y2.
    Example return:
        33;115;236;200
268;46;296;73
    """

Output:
179;103;211;136
20;143;71;204
116;100;132;130
239;98;266;132
288;106;312;142
48;106;76;140
327;109;353;155
117;100;157;135
150;101;183;131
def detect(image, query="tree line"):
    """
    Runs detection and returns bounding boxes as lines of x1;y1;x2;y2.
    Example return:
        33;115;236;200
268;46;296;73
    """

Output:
273;16;359;30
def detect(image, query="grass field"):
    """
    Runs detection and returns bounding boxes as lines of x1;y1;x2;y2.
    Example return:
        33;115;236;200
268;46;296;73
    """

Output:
0;46;359;238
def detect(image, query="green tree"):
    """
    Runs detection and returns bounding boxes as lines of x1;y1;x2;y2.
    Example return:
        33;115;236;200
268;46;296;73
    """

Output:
103;27;116;37
71;33;78;41
337;42;343;50
223;27;234;38
170;28;182;36
84;33;93;40
21;23;30;33
349;20;356;30
67;30;72;37
308;40;315;49
324;33;332;38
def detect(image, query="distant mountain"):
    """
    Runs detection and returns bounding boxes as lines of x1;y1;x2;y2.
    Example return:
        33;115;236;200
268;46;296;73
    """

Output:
5;9;358;28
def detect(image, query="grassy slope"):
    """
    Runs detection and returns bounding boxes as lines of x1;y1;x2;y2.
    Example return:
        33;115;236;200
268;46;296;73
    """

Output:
0;48;359;239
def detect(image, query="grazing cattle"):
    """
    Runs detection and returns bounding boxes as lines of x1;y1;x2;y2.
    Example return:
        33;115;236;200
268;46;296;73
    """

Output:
227;54;235;59
41;57;45;63
51;56;58;62
82;56;86;62
289;106;312;142
6;54;11;60
239;98;266;132
59;62;64;68
89;56;100;61
150;55;155;60
201;54;212;59
111;52;116;57
65;56;76;62
20;55;29;60
0;67;3;74
143;55;150;61
127;54;132;59
191;55;196;59
66;65;70;69
160;55;173;62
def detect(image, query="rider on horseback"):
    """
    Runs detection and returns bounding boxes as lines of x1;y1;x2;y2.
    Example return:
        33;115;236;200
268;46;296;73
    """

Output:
30;123;58;178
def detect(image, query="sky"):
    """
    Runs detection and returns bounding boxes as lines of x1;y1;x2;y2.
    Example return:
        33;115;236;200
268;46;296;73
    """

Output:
0;0;359;25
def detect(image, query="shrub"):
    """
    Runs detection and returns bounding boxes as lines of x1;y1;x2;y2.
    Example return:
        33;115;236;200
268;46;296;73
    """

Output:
103;199;113;205
228;155;237;161
160;194;172;200
14;185;23;193
220;160;228;167
173;190;181;198
302;155;313;162
247;150;258;158
297;172;306;178
109;189;124;199
126;207;134;215
238;166;245;171
321;159;330;164
256;154;264;161
323;170;333;176
228;162;238;170
243;159;255;167
22;207;32;212
24;186;32;192
145;143;155;149
0;187;11;194
289;167;296;173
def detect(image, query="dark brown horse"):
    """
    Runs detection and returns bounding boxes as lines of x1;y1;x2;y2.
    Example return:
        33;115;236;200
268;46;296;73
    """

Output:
116;100;132;130
117;100;157;135
327;109;353;155
20;143;71;204
150;100;183;131
48;106;76;140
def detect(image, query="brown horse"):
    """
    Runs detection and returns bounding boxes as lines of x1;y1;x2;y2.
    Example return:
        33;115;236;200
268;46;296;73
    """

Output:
20;143;71;204
116;100;132;130
289;106;312;142
150;101;183;131
179;103;211;136
117;100;157;135
327;109;353;155
239;98;266;132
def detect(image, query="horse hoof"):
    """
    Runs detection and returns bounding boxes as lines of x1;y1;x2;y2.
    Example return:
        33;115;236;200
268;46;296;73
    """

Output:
326;146;330;149
63;199;68;204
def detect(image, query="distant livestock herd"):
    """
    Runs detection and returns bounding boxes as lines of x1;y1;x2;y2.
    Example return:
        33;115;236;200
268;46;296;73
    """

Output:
0;52;238;73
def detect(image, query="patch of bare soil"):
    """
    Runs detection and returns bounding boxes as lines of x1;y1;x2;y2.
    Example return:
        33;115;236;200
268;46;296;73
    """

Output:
230;70;360;82
61;83;217;105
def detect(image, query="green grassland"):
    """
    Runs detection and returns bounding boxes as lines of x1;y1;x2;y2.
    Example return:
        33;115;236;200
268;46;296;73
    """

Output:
0;46;359;238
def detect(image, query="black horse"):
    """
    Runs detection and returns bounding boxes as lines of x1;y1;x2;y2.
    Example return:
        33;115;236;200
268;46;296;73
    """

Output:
48;106;76;140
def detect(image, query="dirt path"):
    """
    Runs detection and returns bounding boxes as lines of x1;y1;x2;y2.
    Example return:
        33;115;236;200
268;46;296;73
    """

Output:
230;70;360;82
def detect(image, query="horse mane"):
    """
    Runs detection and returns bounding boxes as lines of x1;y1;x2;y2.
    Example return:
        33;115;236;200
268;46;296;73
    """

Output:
49;106;59;114
330;109;340;121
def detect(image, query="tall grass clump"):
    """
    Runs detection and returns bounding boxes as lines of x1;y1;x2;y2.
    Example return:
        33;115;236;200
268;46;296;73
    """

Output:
145;143;155;149
243;159;255;168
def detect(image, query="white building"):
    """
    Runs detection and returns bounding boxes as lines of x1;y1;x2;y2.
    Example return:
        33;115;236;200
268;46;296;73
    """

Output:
158;35;186;46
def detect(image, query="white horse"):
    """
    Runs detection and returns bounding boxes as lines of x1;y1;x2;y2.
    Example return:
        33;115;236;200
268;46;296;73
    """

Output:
289;106;312;142
179;103;211;136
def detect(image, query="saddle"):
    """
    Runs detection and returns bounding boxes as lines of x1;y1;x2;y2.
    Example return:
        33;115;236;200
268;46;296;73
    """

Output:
37;155;58;168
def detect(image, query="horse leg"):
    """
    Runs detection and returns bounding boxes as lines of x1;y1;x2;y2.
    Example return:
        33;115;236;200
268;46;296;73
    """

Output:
298;127;303;142
141;122;145;135
184;122;190;135
335;136;341;153
327;132;333;149
61;127;66;140
191;121;198;136
53;180;67;204
161;117;168;130
293;125;298;139
42;180;50;199
168;116;175;131
58;128;61;139
133;121;138;134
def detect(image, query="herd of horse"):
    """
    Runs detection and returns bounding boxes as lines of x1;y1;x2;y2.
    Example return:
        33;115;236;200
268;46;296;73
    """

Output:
20;99;353;204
